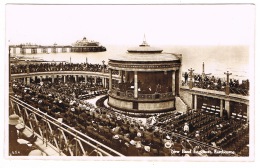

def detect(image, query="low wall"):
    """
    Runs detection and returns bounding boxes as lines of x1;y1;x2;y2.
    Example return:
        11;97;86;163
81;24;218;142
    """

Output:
108;95;175;113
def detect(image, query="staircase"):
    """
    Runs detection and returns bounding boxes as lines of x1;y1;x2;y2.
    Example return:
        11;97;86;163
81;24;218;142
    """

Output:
175;96;190;113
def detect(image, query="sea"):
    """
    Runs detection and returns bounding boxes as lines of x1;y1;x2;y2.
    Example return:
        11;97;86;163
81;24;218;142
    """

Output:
18;45;252;82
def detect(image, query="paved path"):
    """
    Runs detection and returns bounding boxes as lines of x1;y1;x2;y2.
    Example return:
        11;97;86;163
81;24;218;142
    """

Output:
84;95;107;107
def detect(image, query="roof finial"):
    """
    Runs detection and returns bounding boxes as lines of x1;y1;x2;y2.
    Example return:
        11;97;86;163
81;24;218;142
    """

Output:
140;34;149;47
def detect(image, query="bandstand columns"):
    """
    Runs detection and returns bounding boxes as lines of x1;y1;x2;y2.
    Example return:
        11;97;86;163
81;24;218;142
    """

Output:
172;71;175;96
120;70;124;83
134;71;138;99
225;100;230;119
109;69;112;90
125;71;129;83
102;77;106;88
220;99;223;117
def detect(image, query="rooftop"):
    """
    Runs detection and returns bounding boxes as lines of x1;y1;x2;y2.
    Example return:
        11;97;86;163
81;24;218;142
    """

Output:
110;52;181;63
127;35;163;53
110;36;181;63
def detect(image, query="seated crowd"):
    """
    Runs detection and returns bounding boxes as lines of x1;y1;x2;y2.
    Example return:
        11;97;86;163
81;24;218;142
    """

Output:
10;62;109;74
183;73;249;96
156;109;249;156
11;78;249;156
12;80;185;156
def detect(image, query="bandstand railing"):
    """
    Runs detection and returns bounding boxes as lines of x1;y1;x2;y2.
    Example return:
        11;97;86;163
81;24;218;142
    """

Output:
110;89;174;100
9;95;125;157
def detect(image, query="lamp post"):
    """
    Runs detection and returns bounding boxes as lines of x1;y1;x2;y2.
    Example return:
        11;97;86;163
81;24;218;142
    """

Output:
224;71;232;95
188;68;195;89
102;60;105;73
202;62;205;80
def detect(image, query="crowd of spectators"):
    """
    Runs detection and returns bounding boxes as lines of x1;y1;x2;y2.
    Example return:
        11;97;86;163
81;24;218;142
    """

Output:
12;80;186;156
9;61;249;156
10;77;249;156
155;109;249;156
10;62;109;74
10;62;249;96
11;62;249;96
183;73;250;96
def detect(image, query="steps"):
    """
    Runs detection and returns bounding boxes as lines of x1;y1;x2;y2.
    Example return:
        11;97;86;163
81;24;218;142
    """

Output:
175;96;189;113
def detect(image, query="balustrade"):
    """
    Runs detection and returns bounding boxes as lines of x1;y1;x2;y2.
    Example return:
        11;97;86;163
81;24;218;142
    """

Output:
10;95;125;156
110;89;174;100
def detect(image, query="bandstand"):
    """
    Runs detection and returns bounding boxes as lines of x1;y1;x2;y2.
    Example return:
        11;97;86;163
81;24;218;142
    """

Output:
108;39;182;113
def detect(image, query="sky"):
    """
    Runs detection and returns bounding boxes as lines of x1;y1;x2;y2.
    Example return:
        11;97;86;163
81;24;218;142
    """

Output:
6;4;255;46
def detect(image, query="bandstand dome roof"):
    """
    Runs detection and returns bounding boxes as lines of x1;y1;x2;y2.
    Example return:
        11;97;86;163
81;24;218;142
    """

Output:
127;38;163;53
127;45;163;53
109;37;181;63
110;52;181;63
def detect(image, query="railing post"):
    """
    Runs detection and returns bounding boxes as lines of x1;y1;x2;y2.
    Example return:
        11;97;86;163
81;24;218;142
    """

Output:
58;129;62;156
44;114;48;147
75;137;78;156
102;60;105;73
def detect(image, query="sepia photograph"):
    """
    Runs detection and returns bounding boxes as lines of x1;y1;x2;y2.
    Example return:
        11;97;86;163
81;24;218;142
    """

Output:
4;3;255;163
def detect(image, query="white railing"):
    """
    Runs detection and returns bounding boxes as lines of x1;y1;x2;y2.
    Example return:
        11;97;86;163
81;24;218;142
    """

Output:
10;95;125;157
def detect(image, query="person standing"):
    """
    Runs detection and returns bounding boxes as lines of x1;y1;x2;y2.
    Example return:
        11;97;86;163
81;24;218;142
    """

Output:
184;72;189;85
183;122;189;134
